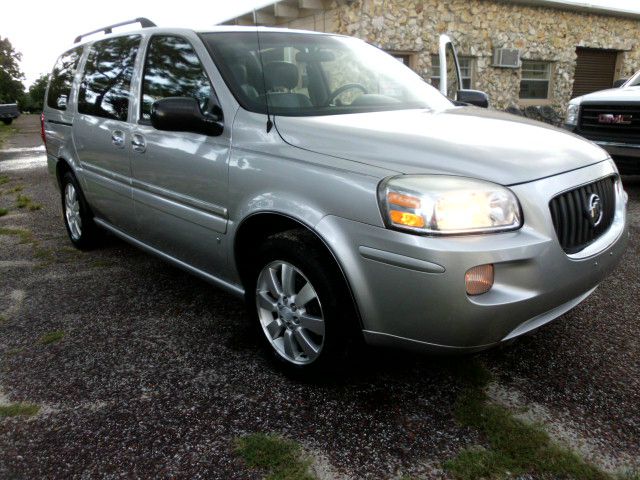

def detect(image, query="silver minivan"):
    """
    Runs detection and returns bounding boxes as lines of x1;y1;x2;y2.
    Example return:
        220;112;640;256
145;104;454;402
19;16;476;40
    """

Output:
43;19;628;373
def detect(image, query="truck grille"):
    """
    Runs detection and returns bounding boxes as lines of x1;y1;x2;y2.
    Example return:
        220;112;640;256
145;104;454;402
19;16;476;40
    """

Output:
549;176;616;254
578;104;640;141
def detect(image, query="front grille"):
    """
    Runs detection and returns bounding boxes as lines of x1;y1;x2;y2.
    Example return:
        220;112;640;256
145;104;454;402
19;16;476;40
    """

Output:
549;176;617;254
578;104;640;142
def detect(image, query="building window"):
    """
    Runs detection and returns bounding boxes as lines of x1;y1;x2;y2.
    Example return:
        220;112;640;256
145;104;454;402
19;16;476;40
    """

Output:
519;61;552;99
387;52;415;69
431;55;473;90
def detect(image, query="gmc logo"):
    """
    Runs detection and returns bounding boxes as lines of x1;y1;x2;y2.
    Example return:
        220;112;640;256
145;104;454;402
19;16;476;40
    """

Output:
598;114;633;125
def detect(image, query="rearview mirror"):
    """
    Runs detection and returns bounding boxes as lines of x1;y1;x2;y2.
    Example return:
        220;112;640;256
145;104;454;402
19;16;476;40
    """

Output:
457;89;490;108
613;78;628;88
151;97;224;136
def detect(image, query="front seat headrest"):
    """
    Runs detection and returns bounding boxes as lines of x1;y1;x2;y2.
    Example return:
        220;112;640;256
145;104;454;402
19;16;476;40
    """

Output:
230;64;248;84
264;62;299;91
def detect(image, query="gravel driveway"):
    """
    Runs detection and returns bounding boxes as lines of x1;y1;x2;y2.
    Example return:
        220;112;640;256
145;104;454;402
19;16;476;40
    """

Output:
0;115;638;479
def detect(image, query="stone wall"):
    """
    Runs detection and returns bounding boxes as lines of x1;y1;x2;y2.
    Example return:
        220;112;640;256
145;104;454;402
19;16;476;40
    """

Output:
287;0;640;112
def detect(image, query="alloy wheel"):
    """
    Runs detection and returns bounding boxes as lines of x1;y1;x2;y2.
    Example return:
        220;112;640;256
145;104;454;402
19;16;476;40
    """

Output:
256;260;326;365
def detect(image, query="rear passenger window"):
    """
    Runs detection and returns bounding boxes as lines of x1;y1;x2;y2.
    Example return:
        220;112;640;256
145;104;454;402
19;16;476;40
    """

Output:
47;47;83;110
141;36;213;121
78;35;140;122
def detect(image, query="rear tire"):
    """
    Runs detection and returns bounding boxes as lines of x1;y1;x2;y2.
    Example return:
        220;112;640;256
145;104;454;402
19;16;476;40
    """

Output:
246;229;357;376
60;171;100;250
1;118;12;125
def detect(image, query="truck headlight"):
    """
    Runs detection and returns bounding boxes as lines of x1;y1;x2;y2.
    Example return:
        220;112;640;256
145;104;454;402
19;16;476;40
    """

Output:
378;175;522;235
566;103;580;126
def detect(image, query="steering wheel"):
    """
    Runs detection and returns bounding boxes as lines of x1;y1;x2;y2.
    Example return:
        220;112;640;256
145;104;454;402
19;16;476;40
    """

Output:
325;83;368;106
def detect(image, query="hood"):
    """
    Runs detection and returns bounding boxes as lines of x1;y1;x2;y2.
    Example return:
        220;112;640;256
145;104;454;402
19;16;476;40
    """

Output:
274;107;608;185
576;86;640;104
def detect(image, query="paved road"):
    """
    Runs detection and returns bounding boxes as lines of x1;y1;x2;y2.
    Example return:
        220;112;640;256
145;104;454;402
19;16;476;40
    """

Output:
0;115;638;479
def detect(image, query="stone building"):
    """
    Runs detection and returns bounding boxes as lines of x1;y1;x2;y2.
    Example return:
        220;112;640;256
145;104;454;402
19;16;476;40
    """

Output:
223;0;640;113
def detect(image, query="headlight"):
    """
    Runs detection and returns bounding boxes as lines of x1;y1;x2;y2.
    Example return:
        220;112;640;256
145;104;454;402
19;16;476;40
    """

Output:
378;175;522;235
566;103;580;126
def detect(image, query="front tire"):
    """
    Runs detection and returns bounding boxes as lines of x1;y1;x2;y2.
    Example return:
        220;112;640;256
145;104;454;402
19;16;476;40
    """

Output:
60;171;100;250
248;230;357;375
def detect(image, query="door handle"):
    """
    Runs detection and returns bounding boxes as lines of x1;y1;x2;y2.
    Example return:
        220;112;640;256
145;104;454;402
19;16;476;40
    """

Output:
111;130;125;148
131;134;146;153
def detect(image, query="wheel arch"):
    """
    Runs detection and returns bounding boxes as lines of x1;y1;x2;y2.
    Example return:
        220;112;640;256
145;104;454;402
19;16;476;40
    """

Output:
55;157;74;188
233;211;364;330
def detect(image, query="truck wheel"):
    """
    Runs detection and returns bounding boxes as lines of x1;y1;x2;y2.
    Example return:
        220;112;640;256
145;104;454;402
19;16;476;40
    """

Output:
249;230;356;375
60;171;100;250
1;119;12;125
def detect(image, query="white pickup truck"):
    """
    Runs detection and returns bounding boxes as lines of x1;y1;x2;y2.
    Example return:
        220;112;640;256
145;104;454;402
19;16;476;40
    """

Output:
565;71;640;174
0;103;20;125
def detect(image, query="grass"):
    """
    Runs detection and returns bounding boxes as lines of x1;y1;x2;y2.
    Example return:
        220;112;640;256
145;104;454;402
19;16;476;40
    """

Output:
91;259;114;268
0;175;9;185
15;194;41;211
34;247;54;262
445;360;613;480
235;433;315;480
38;330;65;345
0;227;33;244
5;346;25;357
0;402;40;418
0;123;16;149
8;185;23;193
0;207;7;217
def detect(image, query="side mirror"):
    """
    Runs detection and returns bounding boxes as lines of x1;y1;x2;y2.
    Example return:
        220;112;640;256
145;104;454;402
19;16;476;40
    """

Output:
457;89;490;108
151;97;224;136
613;78;628;88
56;95;68;109
438;34;463;100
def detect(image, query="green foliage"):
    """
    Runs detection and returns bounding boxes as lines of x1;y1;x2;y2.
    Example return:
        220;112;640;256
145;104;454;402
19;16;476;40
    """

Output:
0;123;16;149
0;207;8;217
0;36;25;104
445;360;612;480
15;193;41;210
0;402;40;418
0;227;33;243
38;330;65;345
235;433;314;480
21;74;49;112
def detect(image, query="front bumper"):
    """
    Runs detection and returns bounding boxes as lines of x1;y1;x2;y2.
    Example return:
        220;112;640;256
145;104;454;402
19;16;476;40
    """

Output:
564;125;640;174
593;142;640;175
315;160;628;353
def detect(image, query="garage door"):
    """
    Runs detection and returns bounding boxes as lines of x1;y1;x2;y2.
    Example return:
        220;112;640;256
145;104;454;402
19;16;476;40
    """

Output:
572;48;618;98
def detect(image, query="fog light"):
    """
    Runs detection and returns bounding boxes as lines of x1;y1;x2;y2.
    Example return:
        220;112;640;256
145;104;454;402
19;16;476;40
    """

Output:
465;264;494;295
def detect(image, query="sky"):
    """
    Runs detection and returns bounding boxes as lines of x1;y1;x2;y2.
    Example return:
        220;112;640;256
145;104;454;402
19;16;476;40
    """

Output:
1;0;639;88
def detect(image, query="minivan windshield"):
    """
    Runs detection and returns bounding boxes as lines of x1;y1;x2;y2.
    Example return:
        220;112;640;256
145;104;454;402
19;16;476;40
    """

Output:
202;31;452;116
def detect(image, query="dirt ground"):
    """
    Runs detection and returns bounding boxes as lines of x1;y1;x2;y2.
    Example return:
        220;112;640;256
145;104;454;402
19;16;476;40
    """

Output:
0;115;638;479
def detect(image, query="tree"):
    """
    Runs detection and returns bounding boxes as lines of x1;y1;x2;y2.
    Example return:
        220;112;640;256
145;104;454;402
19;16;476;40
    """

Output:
24;74;49;112
0;36;26;104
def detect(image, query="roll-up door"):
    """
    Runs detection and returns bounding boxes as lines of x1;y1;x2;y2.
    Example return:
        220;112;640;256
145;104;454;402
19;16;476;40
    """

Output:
572;47;618;98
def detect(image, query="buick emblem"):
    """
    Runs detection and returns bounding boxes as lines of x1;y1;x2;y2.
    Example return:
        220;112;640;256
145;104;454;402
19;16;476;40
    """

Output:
598;113;632;125
586;193;603;227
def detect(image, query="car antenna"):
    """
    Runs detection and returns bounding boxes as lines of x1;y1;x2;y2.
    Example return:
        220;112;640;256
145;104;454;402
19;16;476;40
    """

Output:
253;11;274;133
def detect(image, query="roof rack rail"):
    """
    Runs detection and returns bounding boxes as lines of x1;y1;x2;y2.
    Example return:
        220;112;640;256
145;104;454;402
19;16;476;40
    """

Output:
73;17;156;44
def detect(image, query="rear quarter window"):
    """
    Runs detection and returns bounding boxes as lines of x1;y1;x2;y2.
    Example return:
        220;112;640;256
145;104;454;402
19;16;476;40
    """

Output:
78;35;141;122
47;47;83;110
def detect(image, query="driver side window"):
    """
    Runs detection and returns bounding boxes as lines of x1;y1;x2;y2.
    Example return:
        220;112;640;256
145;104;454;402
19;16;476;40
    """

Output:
141;36;214;121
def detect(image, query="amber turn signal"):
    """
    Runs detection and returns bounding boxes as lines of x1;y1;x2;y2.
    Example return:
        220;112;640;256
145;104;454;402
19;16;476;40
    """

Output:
387;192;421;209
390;210;425;228
465;264;494;295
